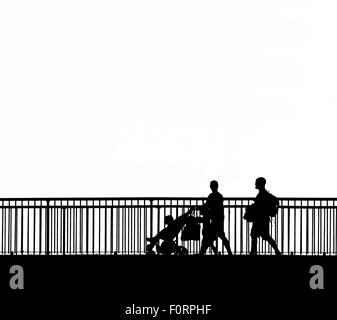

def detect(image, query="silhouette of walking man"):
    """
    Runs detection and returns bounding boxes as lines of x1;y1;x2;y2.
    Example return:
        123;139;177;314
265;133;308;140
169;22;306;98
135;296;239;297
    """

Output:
249;177;281;255
199;180;232;255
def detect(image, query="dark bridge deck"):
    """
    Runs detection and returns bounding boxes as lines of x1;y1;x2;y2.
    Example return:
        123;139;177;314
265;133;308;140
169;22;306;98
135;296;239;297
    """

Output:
0;255;334;318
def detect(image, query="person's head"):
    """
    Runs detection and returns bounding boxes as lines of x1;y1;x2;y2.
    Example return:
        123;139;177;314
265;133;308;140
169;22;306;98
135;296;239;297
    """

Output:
164;215;174;225
210;180;218;192
255;177;266;190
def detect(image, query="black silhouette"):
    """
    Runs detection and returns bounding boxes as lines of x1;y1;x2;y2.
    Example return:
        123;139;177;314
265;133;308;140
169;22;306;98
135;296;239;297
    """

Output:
146;207;197;255
199;180;232;255
198;204;218;254
181;214;201;241
247;177;281;255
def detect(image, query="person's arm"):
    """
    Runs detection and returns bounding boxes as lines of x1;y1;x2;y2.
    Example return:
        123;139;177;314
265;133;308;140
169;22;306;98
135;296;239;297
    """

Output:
204;195;211;208
175;207;194;223
273;196;280;214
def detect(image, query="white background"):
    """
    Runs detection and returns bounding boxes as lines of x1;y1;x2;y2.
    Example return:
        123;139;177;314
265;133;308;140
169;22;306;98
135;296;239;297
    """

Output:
0;1;336;197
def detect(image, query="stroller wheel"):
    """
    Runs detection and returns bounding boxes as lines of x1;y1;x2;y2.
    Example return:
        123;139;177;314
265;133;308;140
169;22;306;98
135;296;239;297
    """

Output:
146;244;157;255
175;246;188;255
146;250;156;256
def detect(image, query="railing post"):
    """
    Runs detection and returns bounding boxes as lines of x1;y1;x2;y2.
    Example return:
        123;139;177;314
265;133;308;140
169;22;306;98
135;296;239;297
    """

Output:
63;208;66;255
46;200;50;255
150;200;153;239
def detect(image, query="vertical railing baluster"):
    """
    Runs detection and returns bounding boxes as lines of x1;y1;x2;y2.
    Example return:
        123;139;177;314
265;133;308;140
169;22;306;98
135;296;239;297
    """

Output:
20;202;23;255
117;200;120;254
300;200;302;255
306;201;309;255
150;200;153;241
27;202;29;255
86;201;89;255
80;206;83;254
63;207;66;255
286;200;289;255
312;202;315;255
73;204;76;255
332;200;337;255
234;200;237;255
239;200;243;255
46;200;50;255
143;200;145;254
294;201;296;256
8;206;12;254
99;204;101;255
33;201;36;254
92;202;95;255
14;202;18;255
110;201;113;254
39;201;42;255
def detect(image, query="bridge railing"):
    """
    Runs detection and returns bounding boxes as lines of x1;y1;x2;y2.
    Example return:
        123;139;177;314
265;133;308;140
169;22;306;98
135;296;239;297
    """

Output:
0;198;336;255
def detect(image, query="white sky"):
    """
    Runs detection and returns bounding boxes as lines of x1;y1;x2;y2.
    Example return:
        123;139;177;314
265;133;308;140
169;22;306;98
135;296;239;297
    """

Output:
0;1;336;197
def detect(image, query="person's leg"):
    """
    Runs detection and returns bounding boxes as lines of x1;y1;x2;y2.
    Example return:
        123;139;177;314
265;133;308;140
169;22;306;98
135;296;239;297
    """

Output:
217;230;233;255
210;243;218;255
250;236;258;255
146;236;158;251
261;221;281;255
249;223;260;255
265;235;281;255
199;239;210;255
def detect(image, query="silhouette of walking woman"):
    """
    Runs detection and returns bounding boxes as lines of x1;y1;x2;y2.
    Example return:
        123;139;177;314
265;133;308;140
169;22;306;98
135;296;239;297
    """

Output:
199;180;232;255
249;177;281;255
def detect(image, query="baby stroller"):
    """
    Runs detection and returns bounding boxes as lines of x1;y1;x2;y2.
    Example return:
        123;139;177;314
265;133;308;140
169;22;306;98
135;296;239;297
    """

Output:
146;207;201;255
